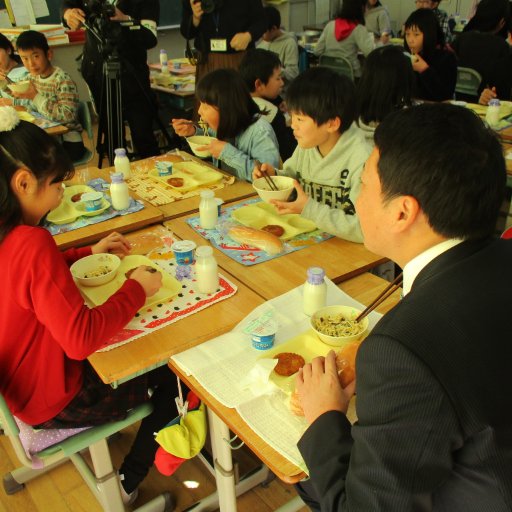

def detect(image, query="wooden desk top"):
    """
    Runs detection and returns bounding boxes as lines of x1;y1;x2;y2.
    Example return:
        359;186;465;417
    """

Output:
165;200;386;300
52;167;163;250
88;251;264;385
168;271;399;485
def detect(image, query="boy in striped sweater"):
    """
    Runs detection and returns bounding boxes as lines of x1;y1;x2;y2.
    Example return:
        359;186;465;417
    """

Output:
12;30;86;160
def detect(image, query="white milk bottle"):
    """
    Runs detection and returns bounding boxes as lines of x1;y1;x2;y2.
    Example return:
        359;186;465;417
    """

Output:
199;189;218;229
486;99;501;128
195;245;219;294
303;267;327;316
114;148;131;179
110;172;130;211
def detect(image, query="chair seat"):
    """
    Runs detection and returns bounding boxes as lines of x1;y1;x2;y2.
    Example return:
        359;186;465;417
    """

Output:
73;148;94;168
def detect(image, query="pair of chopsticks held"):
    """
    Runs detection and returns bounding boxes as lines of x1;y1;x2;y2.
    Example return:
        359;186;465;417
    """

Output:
254;159;278;191
355;272;403;323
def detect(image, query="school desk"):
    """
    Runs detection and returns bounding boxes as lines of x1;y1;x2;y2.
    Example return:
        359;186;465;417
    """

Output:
164;198;387;300
168;271;400;511
53;167;163;250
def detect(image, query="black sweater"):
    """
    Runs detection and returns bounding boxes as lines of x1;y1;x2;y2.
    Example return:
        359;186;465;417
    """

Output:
415;48;457;102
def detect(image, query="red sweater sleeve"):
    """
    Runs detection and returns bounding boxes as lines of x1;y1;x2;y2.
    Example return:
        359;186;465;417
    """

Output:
13;227;146;359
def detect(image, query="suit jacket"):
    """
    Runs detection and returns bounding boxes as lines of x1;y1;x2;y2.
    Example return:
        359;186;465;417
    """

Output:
298;238;512;511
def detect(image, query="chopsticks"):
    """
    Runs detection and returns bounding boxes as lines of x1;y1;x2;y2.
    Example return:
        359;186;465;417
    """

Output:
355;272;403;323
254;159;279;191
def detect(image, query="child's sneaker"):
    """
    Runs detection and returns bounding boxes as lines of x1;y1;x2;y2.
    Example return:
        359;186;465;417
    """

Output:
118;473;139;506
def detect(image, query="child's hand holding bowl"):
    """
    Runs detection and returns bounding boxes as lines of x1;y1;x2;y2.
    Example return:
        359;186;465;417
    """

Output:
201;138;226;159
271;180;309;215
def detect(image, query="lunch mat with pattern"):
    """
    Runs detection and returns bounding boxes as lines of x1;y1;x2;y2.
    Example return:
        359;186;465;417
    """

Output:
44;178;144;235
127;152;235;206
96;247;238;352
186;198;333;266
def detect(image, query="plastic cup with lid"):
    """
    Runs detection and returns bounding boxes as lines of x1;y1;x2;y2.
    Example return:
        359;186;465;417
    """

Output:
172;240;197;265
81;191;103;211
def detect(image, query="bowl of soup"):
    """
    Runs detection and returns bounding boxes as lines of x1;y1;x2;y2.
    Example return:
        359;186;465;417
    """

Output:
70;253;121;287
186;135;214;158
311;305;369;346
8;80;30;94
252;175;295;203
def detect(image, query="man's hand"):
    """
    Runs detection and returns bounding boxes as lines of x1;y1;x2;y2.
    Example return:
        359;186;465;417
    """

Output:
271;180;308;215
63;7;86;30
230;32;252;51
110;7;131;22
296;350;356;425
190;0;203;25
479;86;497;106
92;231;131;258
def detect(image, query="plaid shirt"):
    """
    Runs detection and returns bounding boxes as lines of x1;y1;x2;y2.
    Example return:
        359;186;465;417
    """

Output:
433;8;453;44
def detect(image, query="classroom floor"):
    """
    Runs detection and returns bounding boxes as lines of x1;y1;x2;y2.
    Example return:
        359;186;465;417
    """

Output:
0;422;308;511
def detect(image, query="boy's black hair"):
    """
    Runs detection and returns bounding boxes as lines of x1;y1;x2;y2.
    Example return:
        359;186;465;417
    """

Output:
196;68;260;140
263;6;281;30
15;30;49;53
336;0;366;25
357;46;415;125
0;116;73;241
239;49;281;93
374;103;505;240
404;9;445;58
463;0;511;37
285;67;356;133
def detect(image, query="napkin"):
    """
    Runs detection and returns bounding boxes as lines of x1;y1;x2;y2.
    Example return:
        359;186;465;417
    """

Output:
239;358;280;396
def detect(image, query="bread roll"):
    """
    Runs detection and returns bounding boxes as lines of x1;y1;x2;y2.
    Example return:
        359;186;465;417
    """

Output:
228;225;284;255
336;342;360;388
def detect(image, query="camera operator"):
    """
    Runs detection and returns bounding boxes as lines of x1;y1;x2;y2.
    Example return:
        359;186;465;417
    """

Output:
62;0;160;159
181;0;266;82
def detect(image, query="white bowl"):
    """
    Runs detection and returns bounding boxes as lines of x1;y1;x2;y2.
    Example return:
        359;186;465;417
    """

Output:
311;305;369;347
70;253;121;287
8;80;30;94
252;176;294;203
187;135;214;158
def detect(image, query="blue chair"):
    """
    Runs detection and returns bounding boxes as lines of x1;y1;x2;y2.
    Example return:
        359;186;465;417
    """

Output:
0;394;173;511
73;100;94;167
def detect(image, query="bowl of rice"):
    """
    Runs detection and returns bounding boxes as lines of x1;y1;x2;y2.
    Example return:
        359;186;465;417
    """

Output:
311;305;369;346
70;253;121;287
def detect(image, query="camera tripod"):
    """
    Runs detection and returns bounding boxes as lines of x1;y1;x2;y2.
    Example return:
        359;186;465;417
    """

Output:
85;20;174;167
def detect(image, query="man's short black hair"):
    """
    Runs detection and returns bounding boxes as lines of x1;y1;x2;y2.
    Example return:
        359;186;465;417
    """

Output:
374;103;506;240
239;49;281;92
285;67;356;133
16;30;49;53
263;6;281;30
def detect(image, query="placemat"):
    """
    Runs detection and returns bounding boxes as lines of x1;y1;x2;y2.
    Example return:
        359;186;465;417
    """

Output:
185;198;333;266
96;247;238;352
127;152;235;207
44;178;144;235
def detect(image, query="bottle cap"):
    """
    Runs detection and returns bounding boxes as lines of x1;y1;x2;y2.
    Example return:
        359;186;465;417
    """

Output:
489;99;501;107
114;148;126;157
307;266;325;285
110;172;125;183
160;49;167;54
200;189;215;199
195;245;213;258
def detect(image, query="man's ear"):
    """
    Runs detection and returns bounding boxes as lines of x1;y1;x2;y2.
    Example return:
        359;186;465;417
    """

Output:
392;195;421;233
11;168;37;196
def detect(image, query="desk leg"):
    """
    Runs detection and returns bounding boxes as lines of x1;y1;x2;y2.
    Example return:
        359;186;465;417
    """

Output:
207;407;238;511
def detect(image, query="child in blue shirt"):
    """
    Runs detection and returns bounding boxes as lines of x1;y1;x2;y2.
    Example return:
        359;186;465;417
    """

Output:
172;68;280;181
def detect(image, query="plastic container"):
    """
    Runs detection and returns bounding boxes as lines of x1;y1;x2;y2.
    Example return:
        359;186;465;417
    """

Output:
486;99;501;127
199;189;218;229
160;49;169;74
195;245;219;294
172;240;196;265
250;319;277;350
156;161;172;176
114;148;131;179
303;267;327;316
81;191;103;211
110;172;130;211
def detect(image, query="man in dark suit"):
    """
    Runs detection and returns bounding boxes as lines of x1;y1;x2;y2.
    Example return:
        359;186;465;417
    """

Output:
295;103;512;511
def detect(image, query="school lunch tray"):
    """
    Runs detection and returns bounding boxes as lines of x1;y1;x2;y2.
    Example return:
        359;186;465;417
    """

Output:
46;185;110;225
75;255;181;311
231;202;317;240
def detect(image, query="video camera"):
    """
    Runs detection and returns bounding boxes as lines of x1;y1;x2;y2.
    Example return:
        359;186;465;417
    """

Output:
194;0;224;14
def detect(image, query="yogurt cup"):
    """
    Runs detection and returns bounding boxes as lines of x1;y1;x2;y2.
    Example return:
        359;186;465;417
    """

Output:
251;319;277;350
156;161;172;176
172;240;196;265
81;191;103;211
173;61;182;70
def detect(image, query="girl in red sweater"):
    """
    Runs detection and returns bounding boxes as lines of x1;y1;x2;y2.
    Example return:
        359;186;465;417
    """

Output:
0;106;179;504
